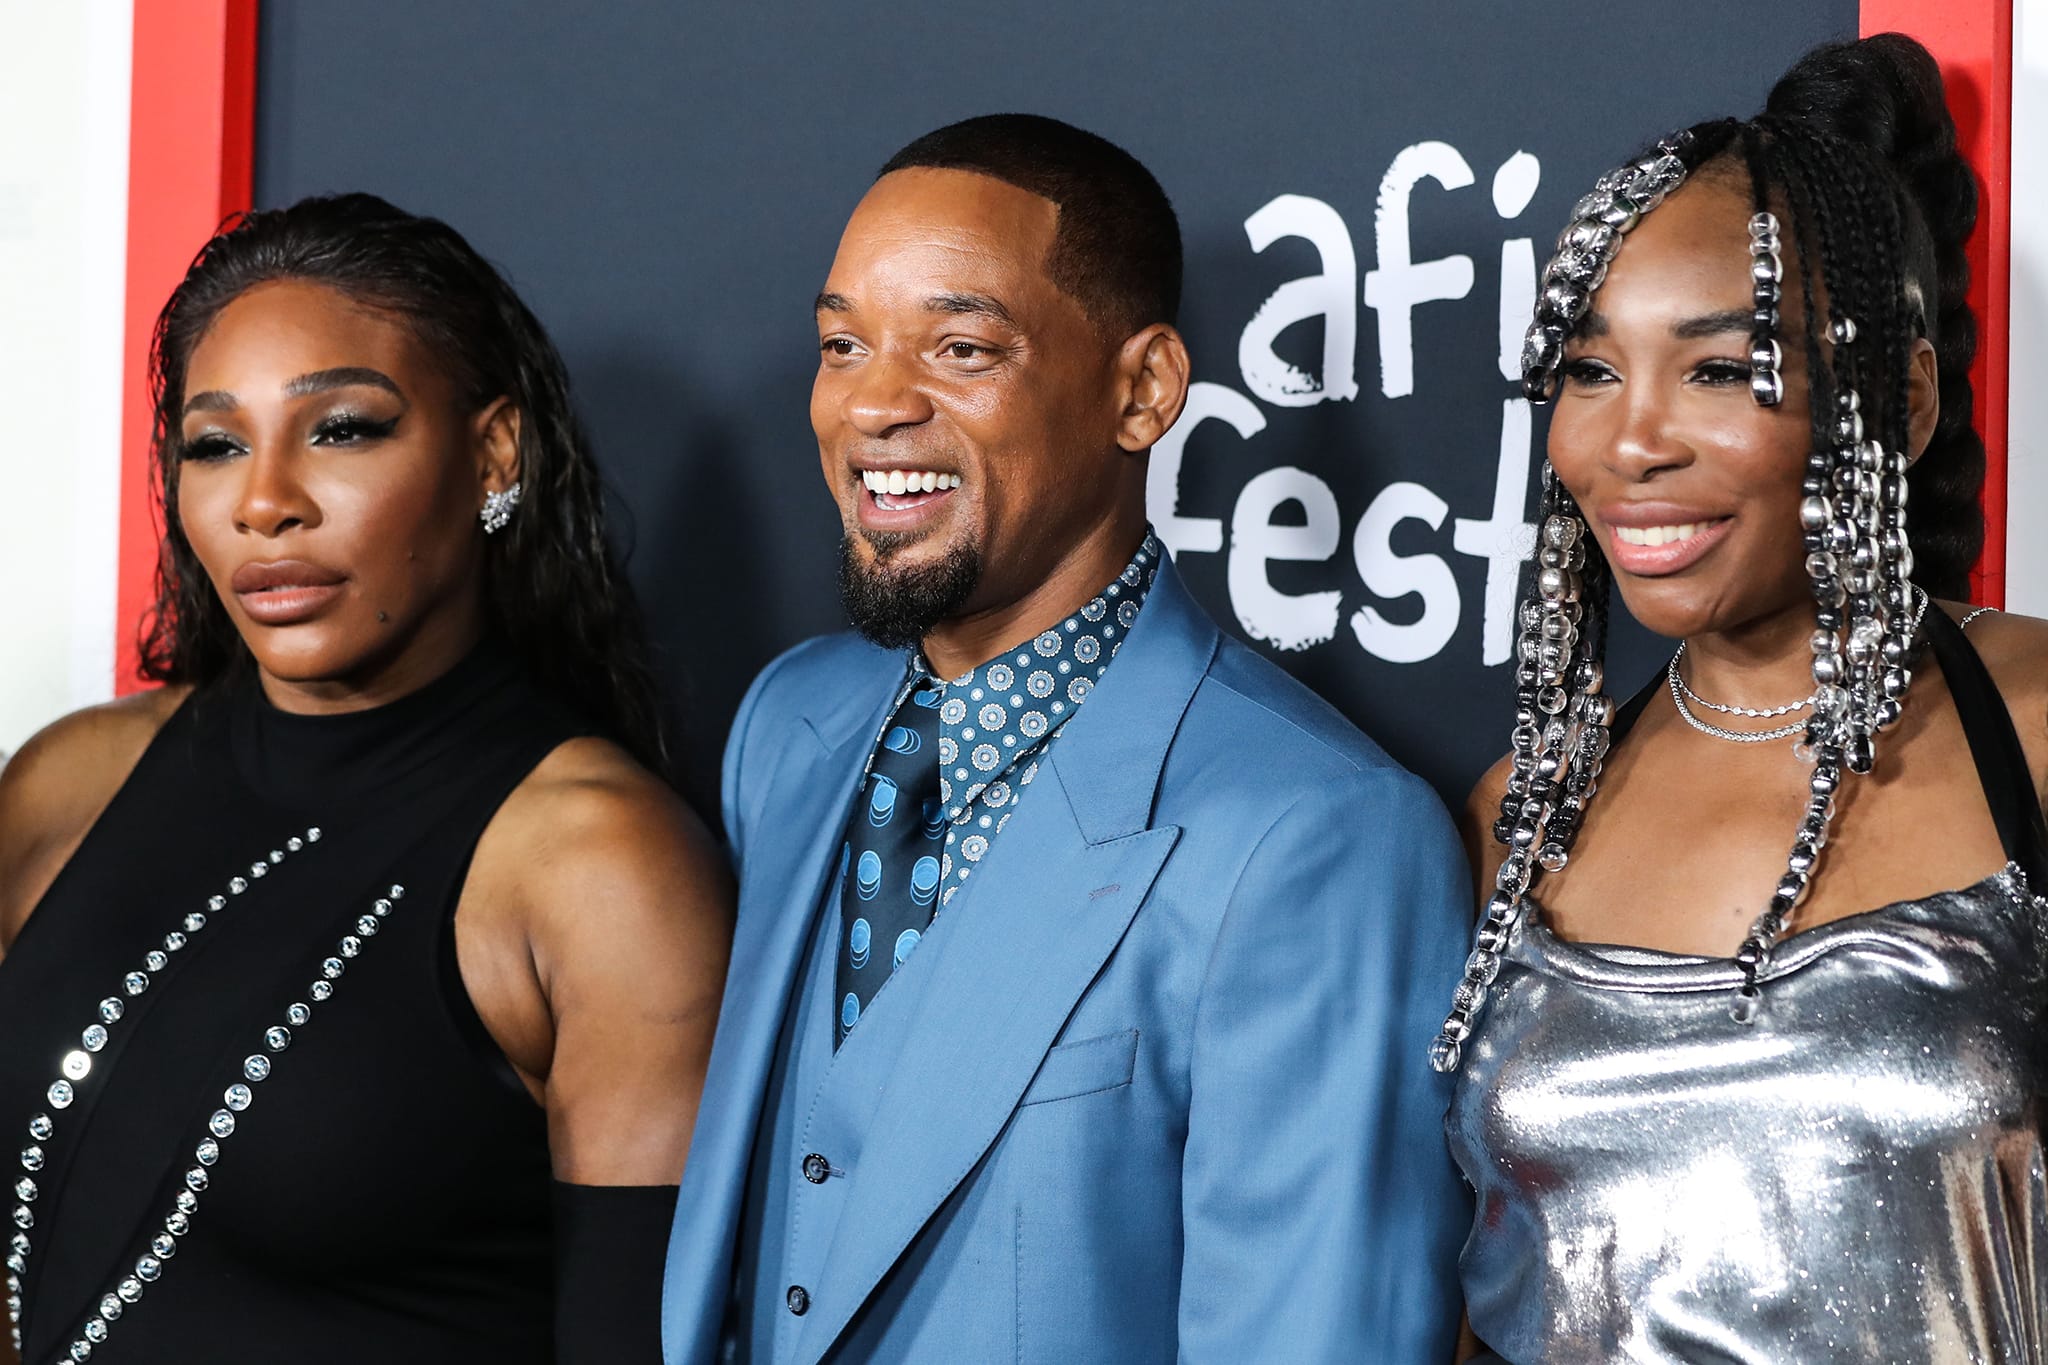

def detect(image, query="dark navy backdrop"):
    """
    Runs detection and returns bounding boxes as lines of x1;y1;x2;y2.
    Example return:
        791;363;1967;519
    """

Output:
253;0;1855;810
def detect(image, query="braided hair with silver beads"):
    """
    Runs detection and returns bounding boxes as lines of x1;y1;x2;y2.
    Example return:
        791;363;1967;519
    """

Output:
1432;34;1983;1071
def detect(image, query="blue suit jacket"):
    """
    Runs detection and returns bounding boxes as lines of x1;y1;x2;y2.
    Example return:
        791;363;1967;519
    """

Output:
662;558;1473;1363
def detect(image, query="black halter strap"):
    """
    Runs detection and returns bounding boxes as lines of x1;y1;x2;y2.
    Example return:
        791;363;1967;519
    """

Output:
1611;668;1661;743
1610;615;2048;887
1923;607;2048;887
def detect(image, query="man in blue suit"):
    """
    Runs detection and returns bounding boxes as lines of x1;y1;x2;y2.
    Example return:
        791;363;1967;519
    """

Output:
663;113;1473;1364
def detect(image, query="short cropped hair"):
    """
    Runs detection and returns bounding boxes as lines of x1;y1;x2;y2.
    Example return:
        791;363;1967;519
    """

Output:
879;113;1182;336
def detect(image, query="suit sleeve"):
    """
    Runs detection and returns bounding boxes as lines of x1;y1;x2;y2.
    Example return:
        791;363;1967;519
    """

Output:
1178;766;1474;1364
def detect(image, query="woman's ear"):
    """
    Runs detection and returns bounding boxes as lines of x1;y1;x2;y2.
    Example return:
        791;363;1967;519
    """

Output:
1904;337;1940;464
475;397;523;492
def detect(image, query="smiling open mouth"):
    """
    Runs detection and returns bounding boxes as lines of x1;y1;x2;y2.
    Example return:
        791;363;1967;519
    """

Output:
862;468;960;512
1602;517;1734;576
1613;520;1724;547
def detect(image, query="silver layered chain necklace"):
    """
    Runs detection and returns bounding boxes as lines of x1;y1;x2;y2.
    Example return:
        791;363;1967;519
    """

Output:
1667;655;1813;743
1666;585;1928;745
6;827;409;1364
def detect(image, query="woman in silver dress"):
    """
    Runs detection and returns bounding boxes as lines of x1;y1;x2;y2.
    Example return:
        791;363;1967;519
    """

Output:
1440;35;2048;1364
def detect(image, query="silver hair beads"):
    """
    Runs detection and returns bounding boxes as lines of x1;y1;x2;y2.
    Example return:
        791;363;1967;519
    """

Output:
1433;139;1925;1068
1435;135;1702;1074
1520;133;1693;403
9;828;324;1357
1801;314;1917;777
1732;315;1922;1007
1431;489;1617;1074
1748;211;1786;405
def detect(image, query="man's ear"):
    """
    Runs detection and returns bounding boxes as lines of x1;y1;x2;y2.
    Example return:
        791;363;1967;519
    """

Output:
1904;337;1940;464
1113;324;1191;453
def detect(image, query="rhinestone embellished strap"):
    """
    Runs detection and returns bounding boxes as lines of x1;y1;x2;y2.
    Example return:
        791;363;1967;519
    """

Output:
8;829;325;1355
46;882;406;1361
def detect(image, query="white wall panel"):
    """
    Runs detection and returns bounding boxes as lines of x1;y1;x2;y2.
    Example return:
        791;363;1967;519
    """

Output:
2012;0;2048;615
0;4;132;756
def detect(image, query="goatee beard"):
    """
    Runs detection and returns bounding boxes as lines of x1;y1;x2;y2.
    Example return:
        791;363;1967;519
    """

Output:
837;531;982;651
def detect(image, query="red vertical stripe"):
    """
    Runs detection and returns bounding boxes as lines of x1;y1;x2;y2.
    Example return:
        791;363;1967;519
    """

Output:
114;0;259;693
1860;1;2013;608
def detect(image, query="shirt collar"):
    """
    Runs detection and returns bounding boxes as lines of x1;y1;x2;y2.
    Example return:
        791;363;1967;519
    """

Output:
916;532;1163;820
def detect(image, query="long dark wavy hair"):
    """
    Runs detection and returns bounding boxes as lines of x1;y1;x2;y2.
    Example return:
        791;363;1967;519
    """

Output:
141;193;669;772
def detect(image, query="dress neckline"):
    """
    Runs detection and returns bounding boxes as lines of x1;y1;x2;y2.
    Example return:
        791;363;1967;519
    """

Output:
218;639;526;812
1525;605;2048;985
1519;862;2038;992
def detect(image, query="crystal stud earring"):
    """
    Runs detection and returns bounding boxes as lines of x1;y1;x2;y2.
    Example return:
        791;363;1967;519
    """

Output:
480;482;522;535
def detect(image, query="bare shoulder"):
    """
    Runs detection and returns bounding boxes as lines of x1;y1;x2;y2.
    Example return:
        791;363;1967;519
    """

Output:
1950;604;2048;698
1;688;187;800
1947;603;2048;783
0;687;190;943
474;736;733;955
1460;753;1514;886
494;736;725;878
461;737;735;1181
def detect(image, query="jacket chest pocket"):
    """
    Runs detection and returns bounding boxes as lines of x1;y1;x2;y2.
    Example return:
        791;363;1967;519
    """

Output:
1018;1028;1138;1106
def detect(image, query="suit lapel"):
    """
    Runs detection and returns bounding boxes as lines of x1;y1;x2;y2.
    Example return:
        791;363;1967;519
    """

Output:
664;659;899;1355
797;788;1179;1363
795;559;1220;1363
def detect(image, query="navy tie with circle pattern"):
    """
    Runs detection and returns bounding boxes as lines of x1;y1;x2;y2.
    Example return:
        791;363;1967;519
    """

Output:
836;678;946;1046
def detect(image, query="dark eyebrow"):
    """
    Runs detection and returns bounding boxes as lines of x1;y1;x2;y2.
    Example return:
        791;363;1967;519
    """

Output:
926;292;1017;328
283;367;404;399
182;389;239;415
182;368;404;417
815;291;850;314
1573;310;1753;343
1671;309;1753;341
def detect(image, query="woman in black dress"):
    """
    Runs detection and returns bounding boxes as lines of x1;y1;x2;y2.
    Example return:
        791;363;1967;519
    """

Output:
0;195;732;1363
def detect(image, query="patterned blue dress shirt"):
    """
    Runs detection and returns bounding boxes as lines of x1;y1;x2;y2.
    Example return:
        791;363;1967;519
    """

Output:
835;533;1161;1039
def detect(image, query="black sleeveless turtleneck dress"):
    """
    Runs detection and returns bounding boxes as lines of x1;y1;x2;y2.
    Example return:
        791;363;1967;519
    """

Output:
0;647;586;1363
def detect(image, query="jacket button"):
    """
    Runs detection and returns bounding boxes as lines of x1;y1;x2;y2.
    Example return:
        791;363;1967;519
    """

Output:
786;1285;810;1316
801;1153;830;1184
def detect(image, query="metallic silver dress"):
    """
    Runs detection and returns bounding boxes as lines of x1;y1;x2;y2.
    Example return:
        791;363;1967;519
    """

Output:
1449;618;2048;1364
